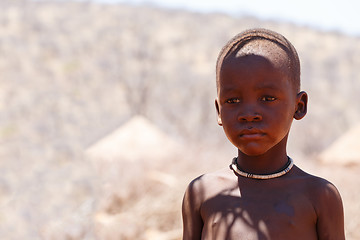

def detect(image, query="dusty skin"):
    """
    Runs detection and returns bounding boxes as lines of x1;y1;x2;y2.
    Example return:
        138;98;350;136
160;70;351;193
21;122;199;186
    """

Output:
182;164;344;240
182;29;344;240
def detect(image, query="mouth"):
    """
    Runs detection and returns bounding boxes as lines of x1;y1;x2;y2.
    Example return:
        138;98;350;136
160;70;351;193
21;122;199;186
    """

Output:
239;129;264;139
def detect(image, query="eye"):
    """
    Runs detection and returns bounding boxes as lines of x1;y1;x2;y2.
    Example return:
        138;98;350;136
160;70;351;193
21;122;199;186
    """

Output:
261;96;276;102
225;98;241;104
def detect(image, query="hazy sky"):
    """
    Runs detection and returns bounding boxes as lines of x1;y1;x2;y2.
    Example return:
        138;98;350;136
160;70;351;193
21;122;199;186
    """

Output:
95;0;360;36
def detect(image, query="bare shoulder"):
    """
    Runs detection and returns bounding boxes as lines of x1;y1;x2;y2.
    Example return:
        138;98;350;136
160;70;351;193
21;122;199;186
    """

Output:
291;165;345;239
182;166;237;216
184;167;237;203
290;165;342;207
291;165;342;200
182;167;236;240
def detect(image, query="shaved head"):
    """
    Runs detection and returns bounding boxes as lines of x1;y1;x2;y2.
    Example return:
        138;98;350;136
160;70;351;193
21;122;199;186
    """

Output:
216;28;301;93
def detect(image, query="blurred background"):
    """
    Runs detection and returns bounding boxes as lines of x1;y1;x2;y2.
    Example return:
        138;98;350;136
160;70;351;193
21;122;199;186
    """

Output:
0;0;360;239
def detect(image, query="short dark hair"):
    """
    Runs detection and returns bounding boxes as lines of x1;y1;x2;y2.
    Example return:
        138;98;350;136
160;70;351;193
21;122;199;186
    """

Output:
216;28;301;92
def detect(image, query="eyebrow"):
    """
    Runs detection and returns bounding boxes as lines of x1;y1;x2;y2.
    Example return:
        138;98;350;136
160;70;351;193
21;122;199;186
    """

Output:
220;83;280;92
254;83;280;91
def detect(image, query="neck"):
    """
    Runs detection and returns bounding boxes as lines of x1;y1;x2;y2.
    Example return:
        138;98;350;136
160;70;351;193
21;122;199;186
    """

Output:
237;138;289;175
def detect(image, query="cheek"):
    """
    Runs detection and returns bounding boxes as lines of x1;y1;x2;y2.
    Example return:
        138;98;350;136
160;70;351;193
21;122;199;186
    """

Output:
219;110;237;133
269;107;294;133
220;108;238;125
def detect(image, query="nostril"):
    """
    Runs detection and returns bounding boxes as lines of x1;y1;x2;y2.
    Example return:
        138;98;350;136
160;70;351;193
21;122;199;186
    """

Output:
254;115;262;121
239;114;262;122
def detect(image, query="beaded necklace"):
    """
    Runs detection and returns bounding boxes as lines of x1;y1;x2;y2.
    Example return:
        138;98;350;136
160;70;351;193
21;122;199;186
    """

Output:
230;157;294;180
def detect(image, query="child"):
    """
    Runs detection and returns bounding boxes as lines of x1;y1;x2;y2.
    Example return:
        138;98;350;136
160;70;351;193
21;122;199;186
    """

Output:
182;28;345;240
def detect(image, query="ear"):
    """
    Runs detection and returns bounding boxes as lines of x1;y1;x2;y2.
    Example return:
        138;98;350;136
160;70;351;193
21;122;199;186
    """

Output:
294;91;308;120
215;99;222;126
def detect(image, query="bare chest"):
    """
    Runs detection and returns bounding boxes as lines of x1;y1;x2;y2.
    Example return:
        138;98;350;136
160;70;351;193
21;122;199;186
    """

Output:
200;182;317;240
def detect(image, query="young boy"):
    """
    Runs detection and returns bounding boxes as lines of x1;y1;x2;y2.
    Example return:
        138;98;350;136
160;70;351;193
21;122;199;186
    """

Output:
182;28;345;240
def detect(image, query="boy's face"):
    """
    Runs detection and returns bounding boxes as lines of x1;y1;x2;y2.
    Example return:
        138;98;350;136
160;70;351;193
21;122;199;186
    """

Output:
216;42;305;156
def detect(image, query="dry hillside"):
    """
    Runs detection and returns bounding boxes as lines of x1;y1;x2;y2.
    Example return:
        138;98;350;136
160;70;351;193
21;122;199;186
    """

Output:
0;0;359;239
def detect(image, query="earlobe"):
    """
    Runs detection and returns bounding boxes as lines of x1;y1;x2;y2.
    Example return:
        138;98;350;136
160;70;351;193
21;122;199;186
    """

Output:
217;117;223;126
215;99;223;126
294;91;308;120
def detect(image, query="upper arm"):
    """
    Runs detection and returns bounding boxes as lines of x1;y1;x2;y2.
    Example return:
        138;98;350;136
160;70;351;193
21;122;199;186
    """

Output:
182;177;204;240
314;180;345;240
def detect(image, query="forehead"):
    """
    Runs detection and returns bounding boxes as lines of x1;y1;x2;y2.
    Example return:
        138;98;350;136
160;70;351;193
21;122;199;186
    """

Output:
234;39;291;71
218;40;294;93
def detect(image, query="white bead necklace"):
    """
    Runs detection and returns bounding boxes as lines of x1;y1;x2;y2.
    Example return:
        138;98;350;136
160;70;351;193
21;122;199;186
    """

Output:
230;157;294;180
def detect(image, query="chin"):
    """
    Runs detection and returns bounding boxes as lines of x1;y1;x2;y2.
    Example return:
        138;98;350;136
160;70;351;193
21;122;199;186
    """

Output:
240;149;268;157
237;144;272;156
236;146;266;156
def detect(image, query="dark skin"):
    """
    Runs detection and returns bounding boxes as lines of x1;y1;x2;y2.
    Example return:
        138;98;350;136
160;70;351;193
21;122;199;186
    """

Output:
182;40;345;240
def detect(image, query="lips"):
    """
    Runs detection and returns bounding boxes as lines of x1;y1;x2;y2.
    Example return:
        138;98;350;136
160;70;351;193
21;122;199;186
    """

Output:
239;129;264;139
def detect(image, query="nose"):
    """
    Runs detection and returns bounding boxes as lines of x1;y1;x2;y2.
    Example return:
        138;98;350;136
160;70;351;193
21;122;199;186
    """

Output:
238;107;262;122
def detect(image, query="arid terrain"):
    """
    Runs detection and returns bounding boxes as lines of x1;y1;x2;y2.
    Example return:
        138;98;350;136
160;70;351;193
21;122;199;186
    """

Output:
0;0;359;239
